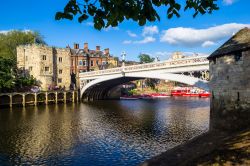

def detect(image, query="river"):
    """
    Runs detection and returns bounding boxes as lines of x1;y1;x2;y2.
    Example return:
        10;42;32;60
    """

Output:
0;97;210;165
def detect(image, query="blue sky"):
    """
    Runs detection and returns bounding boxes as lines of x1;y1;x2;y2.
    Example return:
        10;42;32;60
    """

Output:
1;0;250;61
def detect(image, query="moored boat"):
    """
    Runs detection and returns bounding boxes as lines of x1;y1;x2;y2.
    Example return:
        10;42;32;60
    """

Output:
199;91;210;98
150;93;170;98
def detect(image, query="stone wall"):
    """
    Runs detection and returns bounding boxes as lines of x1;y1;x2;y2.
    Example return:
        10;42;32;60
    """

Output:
54;48;71;89
17;44;72;90
209;50;250;130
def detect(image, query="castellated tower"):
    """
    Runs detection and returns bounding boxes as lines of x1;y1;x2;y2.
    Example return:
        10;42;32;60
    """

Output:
17;44;71;90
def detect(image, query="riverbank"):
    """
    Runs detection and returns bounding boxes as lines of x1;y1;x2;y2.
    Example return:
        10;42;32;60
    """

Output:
141;128;250;166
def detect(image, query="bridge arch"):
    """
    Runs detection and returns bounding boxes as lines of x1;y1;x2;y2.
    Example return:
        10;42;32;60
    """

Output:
80;73;209;100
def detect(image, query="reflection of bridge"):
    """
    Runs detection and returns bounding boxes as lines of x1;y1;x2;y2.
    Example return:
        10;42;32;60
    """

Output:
79;56;209;100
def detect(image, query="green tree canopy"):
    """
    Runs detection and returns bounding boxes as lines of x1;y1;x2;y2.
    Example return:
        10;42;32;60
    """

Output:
0;57;37;93
56;0;219;30
138;53;155;64
0;31;46;60
0;57;15;92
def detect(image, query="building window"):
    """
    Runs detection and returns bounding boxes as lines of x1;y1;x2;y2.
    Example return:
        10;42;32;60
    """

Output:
71;59;74;66
58;78;62;83
59;69;62;74
42;55;46;60
234;51;242;62
59;57;62;62
96;60;99;65
45;67;49;72
91;60;94;66
102;61;106;65
29;66;32;71
83;60;87;66
79;60;83;66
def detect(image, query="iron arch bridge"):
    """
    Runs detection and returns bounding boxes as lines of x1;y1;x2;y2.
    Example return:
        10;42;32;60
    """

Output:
79;56;209;100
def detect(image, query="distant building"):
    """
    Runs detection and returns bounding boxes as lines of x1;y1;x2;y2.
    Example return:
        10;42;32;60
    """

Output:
171;52;185;59
17;43;119;90
17;44;71;90
208;27;250;130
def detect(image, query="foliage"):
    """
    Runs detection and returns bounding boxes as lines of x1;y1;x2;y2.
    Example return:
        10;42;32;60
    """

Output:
0;57;37;93
145;78;158;90
138;53;155;64
0;31;46;60
128;89;137;95
138;53;158;89
15;75;37;88
56;0;219;30
0;57;15;92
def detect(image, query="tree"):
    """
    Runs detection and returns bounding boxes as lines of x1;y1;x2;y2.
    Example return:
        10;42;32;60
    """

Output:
0;31;46;60
0;57;38;93
0;57;15;92
138;53;155;64
56;0;219;30
137;53;158;90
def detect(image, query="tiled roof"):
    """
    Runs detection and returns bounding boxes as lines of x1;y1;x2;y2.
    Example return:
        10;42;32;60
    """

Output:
208;27;250;60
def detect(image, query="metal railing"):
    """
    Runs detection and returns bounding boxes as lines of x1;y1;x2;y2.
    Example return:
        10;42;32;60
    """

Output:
79;56;209;77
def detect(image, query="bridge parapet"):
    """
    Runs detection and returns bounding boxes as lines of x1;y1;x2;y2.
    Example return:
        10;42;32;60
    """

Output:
79;56;208;78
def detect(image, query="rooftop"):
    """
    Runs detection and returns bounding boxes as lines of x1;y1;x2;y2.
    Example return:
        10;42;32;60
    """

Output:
208;27;250;60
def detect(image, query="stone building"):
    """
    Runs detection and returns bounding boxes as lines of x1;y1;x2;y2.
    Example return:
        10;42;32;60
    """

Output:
17;44;71;90
17;43;119;90
171;52;185;59
208;27;250;130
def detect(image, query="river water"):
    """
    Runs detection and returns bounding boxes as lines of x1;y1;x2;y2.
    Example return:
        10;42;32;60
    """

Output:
0;97;210;166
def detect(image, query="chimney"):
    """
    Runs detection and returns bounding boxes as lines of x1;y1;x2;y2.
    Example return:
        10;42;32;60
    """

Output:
74;43;79;49
104;48;110;56
96;46;100;52
84;42;88;52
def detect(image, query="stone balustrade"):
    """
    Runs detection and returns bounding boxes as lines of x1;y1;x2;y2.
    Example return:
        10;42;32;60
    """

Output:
79;56;209;78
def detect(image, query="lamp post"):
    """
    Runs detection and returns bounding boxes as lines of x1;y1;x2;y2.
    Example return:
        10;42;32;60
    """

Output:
121;51;126;76
121;51;126;67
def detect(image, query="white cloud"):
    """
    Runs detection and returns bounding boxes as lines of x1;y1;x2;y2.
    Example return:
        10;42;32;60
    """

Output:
160;23;250;47
134;36;156;44
103;26;119;31
86;22;94;27
142;25;159;36
0;30;10;34
202;41;216;47
223;0;236;5
0;29;32;34
127;30;137;37
123;40;132;44
86;22;119;31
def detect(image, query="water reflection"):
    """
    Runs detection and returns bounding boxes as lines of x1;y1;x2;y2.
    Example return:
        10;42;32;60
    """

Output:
0;98;209;165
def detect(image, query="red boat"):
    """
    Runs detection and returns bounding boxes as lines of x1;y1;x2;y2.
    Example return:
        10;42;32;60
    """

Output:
171;87;210;98
171;90;184;96
199;92;210;98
